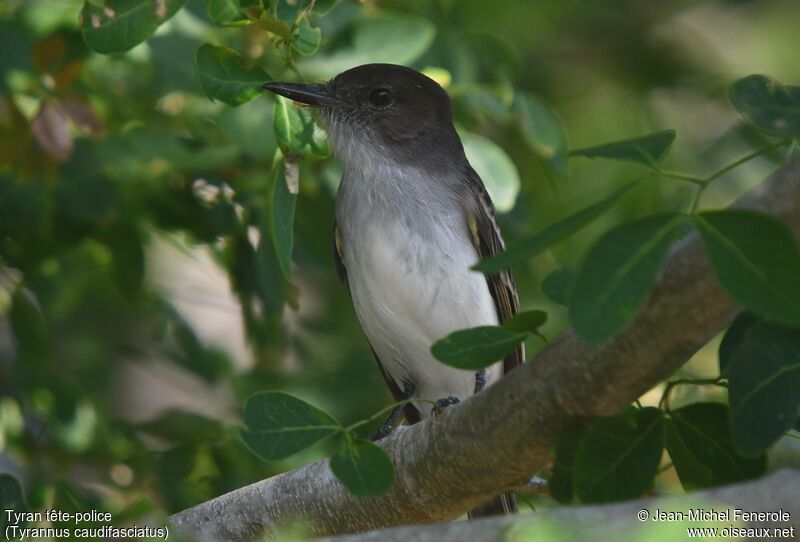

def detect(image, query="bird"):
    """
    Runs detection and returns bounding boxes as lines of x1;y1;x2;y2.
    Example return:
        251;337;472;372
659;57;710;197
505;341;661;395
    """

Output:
263;63;523;516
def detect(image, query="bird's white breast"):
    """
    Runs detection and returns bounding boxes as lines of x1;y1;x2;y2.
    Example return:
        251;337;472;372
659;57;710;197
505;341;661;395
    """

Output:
335;155;501;416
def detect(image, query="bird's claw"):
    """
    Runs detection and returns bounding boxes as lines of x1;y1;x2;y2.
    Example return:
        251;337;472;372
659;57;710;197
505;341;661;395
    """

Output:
432;396;460;416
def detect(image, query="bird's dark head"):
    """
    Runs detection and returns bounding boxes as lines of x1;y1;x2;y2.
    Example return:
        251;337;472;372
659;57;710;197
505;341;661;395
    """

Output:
263;64;463;169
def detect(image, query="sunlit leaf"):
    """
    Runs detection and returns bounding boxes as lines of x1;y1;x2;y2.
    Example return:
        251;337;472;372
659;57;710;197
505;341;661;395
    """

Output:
695;210;800;327
208;0;241;24
727;321;800;455
276;0;311;24
729;74;800;137
195;44;269;107
666;403;765;490
570;213;690;343
330;433;395;496
80;0;187;54
241;392;341;461
267;157;297;280
462;131;520;214
515;92;568;178
431;326;528;370
273;96;329;157
474;182;638;273
574;408;664;503
569;130;677;168
300;12;435;79
293;18;321;56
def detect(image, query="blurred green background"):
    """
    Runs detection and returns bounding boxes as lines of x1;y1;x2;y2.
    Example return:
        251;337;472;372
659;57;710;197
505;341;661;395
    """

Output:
1;0;799;528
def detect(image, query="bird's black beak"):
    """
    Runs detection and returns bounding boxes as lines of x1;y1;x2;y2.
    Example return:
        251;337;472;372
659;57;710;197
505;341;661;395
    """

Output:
261;82;336;106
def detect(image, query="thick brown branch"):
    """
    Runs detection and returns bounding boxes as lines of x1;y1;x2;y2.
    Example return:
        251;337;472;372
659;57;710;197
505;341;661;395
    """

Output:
169;157;800;541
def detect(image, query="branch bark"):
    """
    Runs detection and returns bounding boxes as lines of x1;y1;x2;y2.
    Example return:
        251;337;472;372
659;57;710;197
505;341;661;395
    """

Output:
312;469;800;542
168;157;800;541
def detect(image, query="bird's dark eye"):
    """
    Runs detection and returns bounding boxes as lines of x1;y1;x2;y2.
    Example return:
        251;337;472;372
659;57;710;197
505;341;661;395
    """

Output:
369;88;393;108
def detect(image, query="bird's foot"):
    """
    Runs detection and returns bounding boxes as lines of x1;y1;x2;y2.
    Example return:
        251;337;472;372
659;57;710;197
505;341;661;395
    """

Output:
368;381;415;441
432;396;460;416
368;418;398;441
474;369;488;394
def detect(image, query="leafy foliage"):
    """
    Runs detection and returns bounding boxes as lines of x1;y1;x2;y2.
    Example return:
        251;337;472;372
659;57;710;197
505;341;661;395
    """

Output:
196;44;270;106
569;130;677;168
665;403;765;489
569;213;690;343
695;210;800;327
725;322;800;454
729;75;800;137
1;0;798;521
330;434;395;496
573;408;664;503
431;326;529;370
241;392;341;461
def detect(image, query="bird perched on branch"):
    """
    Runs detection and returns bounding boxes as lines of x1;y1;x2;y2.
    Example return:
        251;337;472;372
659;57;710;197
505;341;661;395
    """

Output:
263;64;523;517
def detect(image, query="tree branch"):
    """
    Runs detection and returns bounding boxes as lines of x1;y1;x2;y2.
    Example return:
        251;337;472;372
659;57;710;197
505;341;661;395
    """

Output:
168;157;800;541
311;469;800;542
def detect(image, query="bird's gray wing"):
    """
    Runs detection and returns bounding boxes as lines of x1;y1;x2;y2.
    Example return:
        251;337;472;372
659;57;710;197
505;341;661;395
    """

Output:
332;222;420;422
462;167;525;374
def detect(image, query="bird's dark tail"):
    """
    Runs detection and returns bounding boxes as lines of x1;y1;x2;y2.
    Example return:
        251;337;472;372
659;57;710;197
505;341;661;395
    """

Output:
467;491;517;519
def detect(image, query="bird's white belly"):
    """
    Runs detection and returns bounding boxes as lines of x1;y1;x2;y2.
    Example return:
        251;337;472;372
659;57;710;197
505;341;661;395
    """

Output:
344;220;501;416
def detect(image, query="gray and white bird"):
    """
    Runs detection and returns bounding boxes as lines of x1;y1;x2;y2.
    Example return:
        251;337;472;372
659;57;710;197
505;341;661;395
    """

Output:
263;64;523;516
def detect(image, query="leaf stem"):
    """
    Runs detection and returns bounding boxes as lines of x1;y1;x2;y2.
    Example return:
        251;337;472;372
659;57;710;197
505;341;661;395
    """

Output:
657;170;705;185
686;139;791;215
659;377;726;412
345;399;436;432
703;139;789;185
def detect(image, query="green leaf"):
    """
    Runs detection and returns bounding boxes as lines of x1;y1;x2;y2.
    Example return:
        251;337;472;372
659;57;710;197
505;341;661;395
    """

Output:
292;18;321;56
267;158;297;281
503;309;547;334
515;92;568;178
0;474;28;532
729;74;800;137
695;210;800;327
431;326;528;370
330;433;395;496
273;96;329;158
541;267;575;306
550;429;586;504
569;129;677;168
275;0;312;24
80;0;187;54
474;182;638;273
195;44;269;107
9;290;49;363
574;408;664;503
106;222;145;300
718;312;760;376
241;391;341;461
727;321;800;455
666;403;765;490
208;0;241;24
300;12;435;79
461;131;520;214
570;213;690;344
137;410;224;445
